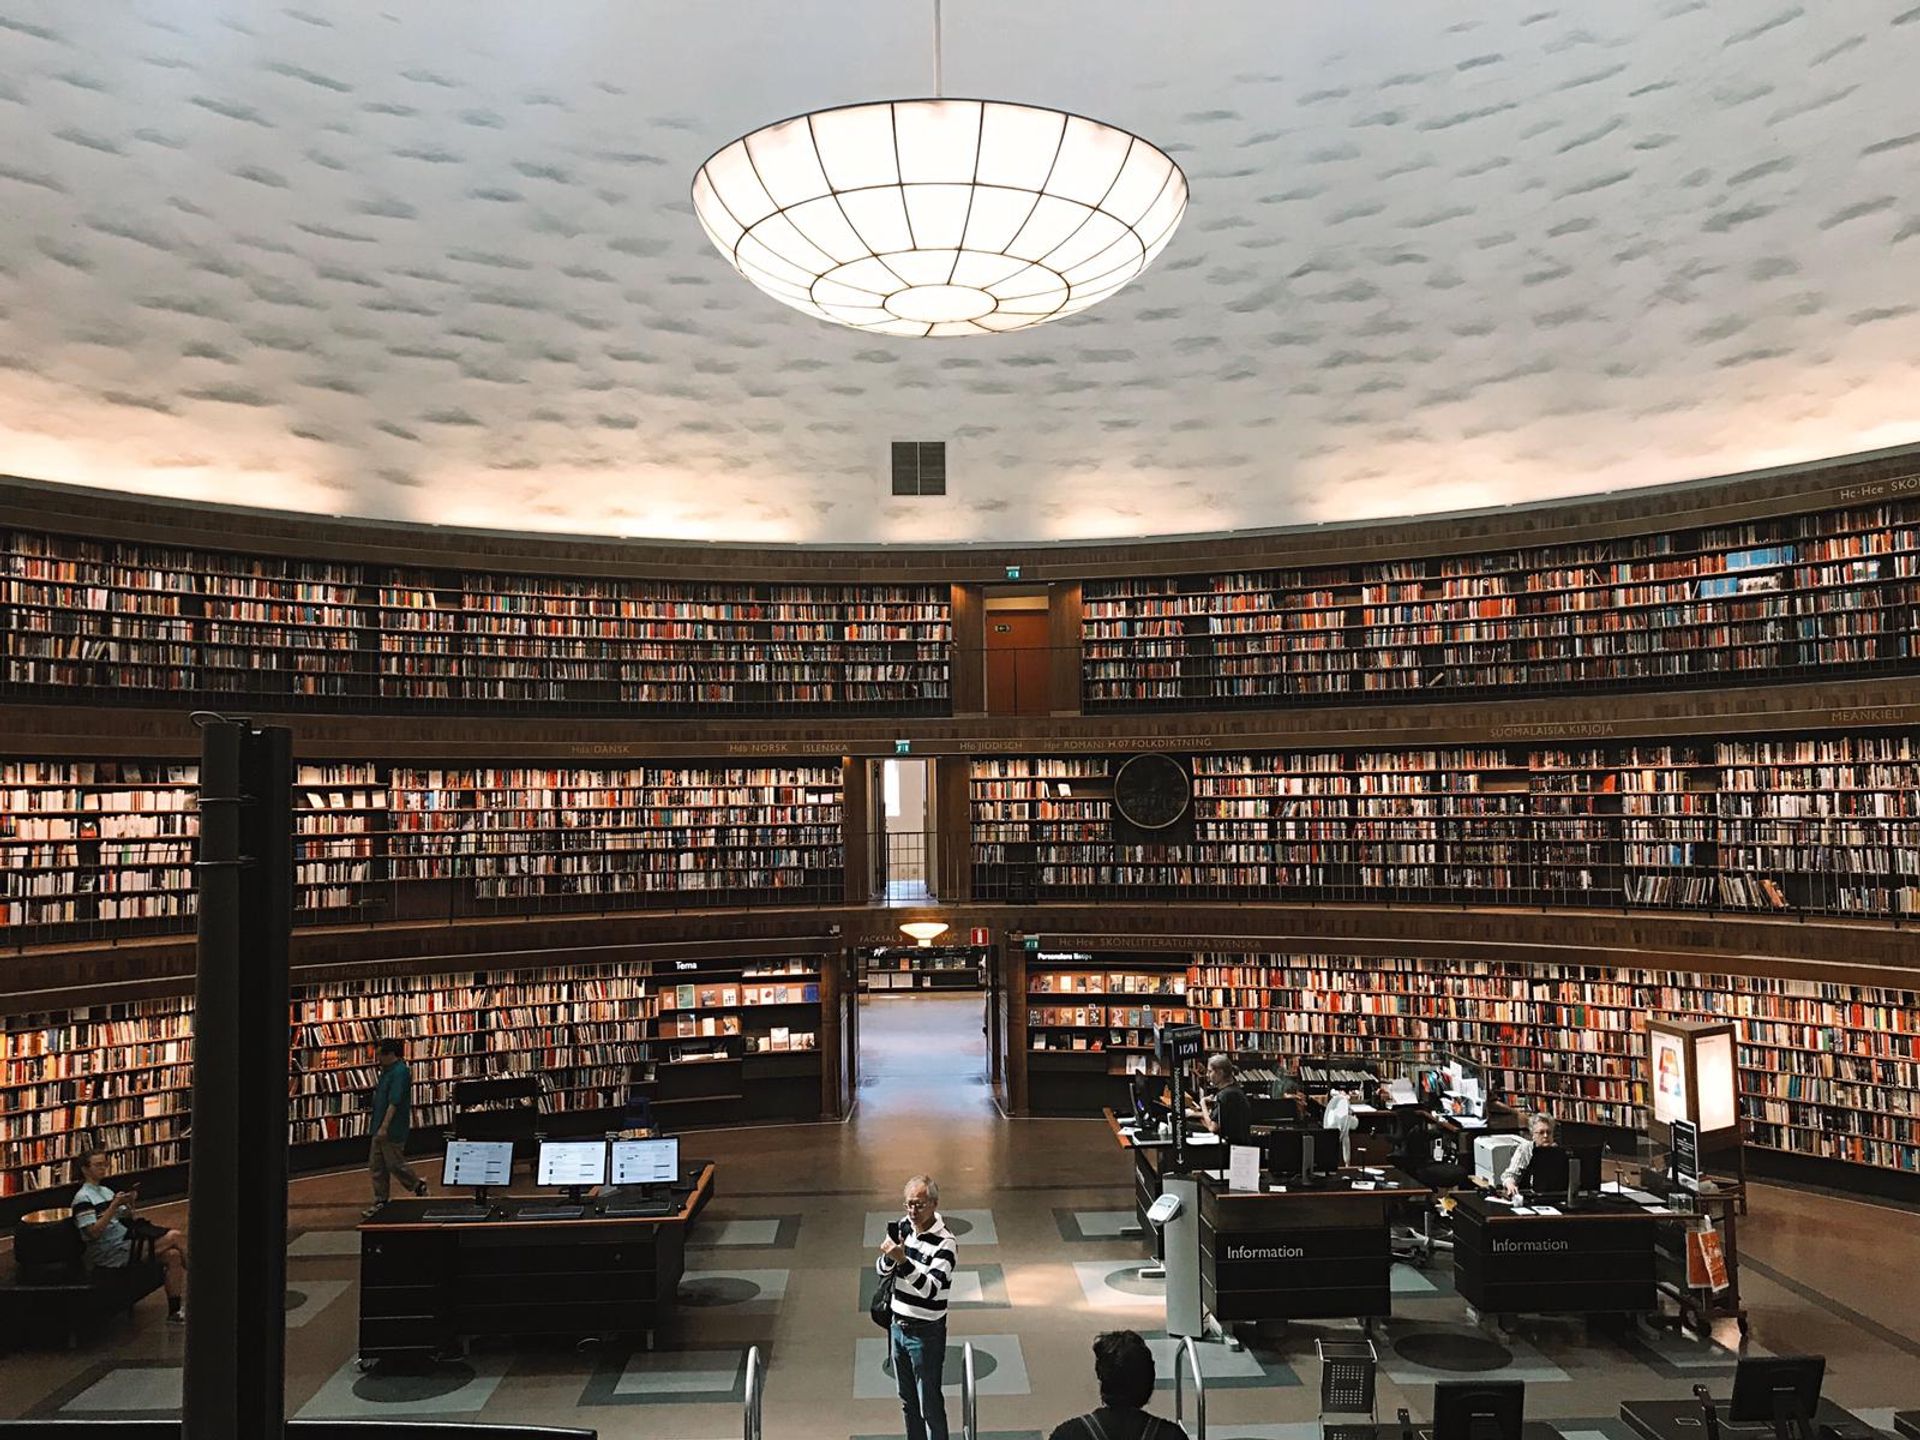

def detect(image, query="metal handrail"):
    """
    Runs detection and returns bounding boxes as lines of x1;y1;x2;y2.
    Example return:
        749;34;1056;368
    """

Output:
962;1340;978;1440
1172;1335;1205;1440
743;1344;764;1440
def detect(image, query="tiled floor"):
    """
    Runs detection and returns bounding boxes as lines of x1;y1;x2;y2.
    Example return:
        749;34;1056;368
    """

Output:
5;993;1920;1439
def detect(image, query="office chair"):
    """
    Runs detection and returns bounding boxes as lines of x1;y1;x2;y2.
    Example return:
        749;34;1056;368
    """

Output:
1390;1112;1467;1265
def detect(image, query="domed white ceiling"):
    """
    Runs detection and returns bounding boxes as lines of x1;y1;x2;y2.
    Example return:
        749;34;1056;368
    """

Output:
2;1;1918;544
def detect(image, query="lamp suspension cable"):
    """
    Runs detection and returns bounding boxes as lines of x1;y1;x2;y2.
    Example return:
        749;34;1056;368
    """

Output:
933;0;944;98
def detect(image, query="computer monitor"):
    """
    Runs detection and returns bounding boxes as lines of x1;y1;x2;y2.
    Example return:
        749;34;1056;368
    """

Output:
535;1139;608;1200
441;1139;514;1203
1521;1144;1569;1197
1729;1355;1825;1440
1130;1074;1171;1130
1264;1127;1343;1185
610;1136;680;1190
1432;1381;1525;1440
1565;1142;1606;1198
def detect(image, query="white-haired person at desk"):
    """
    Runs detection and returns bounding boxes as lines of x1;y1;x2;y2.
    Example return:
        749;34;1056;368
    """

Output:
1501;1112;1557;1195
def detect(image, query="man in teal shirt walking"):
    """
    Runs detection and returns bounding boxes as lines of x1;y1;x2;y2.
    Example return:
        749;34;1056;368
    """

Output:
365;1036;428;1217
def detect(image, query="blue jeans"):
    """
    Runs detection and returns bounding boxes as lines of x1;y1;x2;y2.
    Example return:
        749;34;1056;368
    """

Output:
890;1316;948;1440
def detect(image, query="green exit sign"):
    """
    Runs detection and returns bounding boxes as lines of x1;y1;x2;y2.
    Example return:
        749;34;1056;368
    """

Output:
894;739;911;755
1004;565;1021;579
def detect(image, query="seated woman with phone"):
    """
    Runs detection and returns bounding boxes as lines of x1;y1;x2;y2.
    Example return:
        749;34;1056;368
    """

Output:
71;1145;188;1323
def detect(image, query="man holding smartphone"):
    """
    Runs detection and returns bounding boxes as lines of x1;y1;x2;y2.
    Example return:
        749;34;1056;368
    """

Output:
876;1174;957;1440
71;1146;188;1323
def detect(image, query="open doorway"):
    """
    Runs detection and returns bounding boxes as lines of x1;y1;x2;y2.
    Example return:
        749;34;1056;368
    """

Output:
871;757;935;903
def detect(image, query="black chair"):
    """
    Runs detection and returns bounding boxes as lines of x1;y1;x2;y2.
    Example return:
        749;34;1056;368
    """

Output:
1;1205;164;1351
1389;1113;1468;1265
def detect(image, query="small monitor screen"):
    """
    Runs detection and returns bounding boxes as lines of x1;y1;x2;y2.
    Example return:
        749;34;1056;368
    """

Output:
442;1139;515;1189
536;1139;608;1188
611;1137;680;1187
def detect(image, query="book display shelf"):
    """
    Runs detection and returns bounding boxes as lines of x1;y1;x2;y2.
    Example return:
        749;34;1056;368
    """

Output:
1082;499;1920;710
858;945;989;992
3;758;844;947
0;529;951;717
1012;948;1192;1115
970;732;1920;919
1;949;833;1204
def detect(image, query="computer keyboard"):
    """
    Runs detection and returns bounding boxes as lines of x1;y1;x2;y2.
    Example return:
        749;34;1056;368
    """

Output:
518;1205;586;1220
603;1200;674;1218
422;1209;492;1223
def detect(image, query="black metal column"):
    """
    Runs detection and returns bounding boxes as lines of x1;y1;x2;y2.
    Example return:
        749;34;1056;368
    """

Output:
185;718;293;1440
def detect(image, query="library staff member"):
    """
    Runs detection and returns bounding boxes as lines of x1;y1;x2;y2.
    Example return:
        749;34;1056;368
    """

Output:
364;1036;429;1217
878;1174;957;1440
1198;1054;1252;1148
1501;1113;1558;1196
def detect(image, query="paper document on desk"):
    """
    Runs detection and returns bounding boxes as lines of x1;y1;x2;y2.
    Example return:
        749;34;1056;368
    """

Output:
1529;1204;1561;1216
1349;1103;1379;1114
1453;1117;1487;1129
1187;1132;1223;1146
1385;1079;1417;1106
1228;1145;1261;1193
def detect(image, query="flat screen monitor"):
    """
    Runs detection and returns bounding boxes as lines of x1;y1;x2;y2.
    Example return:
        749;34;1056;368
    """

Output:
1521;1144;1569;1197
1729;1355;1824;1433
441;1139;514;1189
610;1136;680;1188
1432;1381;1525;1440
1264;1127;1343;1180
535;1139;608;1189
1565;1142;1606;1196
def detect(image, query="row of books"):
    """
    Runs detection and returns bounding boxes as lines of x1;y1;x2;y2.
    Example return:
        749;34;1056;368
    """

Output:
0;952;825;1196
3;533;951;713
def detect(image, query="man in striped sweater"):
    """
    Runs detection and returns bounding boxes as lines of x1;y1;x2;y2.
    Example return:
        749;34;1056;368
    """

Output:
878;1173;957;1440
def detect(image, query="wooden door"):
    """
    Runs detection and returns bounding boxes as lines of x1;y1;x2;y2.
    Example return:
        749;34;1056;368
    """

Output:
985;610;1050;715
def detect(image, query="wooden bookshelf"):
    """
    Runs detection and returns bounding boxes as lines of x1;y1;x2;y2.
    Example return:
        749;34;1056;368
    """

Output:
2;530;951;717
2;951;833;1203
1174;950;1920;1180
971;734;1920;919
1005;945;1191;1114
1082;500;1920;710
3;758;843;948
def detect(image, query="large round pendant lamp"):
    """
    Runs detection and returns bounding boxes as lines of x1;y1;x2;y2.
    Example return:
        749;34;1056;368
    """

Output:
691;97;1188;337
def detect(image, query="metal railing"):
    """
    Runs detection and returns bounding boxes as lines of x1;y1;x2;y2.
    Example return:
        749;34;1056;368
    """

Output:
743;1344;764;1440
962;1340;979;1440
1172;1334;1205;1440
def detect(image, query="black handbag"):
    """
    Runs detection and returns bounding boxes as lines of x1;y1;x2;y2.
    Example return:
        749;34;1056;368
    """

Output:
870;1266;896;1329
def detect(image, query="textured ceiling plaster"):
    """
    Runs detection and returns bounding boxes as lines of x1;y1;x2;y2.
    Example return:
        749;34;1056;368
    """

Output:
1;1;1918;545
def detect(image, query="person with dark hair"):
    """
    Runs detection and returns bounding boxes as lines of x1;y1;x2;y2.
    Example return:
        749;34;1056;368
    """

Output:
1048;1329;1181;1440
363;1036;427;1217
71;1146;188;1323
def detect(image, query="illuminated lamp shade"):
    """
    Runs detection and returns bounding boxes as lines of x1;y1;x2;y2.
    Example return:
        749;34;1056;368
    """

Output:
899;920;952;947
691;99;1188;337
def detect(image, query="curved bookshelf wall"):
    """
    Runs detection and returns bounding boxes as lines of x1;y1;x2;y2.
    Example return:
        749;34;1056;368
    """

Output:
5;452;1920;1205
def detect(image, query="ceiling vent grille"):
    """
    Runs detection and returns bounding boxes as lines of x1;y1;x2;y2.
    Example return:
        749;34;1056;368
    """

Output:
891;441;947;497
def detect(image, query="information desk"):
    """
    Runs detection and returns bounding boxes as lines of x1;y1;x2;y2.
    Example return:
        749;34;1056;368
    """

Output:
1894;1413;1919;1440
1454;1191;1678;1317
1104;1108;1226;1246
1622;1399;1883;1440
357;1162;714;1363
1198;1167;1429;1324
